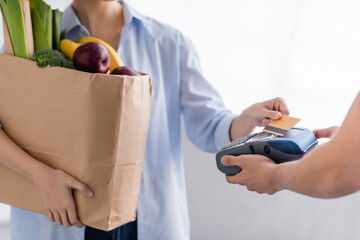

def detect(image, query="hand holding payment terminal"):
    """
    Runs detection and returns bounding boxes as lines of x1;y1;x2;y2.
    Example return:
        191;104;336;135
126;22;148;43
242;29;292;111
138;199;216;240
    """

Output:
216;128;318;175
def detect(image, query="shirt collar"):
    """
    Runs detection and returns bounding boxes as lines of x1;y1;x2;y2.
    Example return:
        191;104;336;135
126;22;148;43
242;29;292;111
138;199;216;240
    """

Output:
61;4;82;33
61;0;149;34
121;0;149;26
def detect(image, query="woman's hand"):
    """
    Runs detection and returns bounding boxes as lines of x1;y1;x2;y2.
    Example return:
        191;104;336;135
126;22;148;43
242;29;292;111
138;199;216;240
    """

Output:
0;130;93;227
230;97;290;140
33;167;93;228
313;126;339;139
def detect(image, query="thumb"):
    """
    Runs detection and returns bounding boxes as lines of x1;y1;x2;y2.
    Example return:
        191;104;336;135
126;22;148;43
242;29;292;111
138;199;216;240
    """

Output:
312;129;321;139
313;126;337;139
221;155;245;167
70;178;93;197
266;110;282;120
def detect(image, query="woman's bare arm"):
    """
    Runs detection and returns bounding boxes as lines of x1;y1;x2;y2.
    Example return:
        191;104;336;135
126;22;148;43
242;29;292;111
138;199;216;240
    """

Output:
0;129;93;227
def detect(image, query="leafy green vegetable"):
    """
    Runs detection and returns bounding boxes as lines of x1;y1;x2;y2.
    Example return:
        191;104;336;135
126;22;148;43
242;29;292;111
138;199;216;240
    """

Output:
32;49;74;69
52;9;62;51
30;0;52;51
0;0;29;59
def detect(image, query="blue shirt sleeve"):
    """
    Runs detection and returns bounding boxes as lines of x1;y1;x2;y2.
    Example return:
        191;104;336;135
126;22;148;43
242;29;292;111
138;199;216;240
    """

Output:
179;35;237;153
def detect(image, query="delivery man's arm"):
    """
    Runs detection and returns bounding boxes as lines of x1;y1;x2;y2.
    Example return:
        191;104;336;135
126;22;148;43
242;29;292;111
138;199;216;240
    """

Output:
0;128;93;227
178;35;290;152
221;91;360;198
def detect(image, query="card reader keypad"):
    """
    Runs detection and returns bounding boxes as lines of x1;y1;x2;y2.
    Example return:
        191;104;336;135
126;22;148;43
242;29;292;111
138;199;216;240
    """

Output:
222;132;276;150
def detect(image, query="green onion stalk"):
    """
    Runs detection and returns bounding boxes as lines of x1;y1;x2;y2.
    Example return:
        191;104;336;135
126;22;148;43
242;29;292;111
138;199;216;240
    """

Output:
30;0;53;52
0;0;29;59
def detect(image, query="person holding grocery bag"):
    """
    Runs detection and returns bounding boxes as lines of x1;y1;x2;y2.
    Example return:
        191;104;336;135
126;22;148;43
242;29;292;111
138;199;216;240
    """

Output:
221;92;360;199
0;0;290;239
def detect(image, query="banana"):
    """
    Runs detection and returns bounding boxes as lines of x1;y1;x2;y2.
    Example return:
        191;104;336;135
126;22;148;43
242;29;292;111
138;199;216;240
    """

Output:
77;36;124;71
60;39;80;61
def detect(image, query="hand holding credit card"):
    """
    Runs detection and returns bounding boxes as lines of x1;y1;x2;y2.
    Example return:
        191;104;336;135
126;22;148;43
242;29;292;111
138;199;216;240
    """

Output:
263;115;301;136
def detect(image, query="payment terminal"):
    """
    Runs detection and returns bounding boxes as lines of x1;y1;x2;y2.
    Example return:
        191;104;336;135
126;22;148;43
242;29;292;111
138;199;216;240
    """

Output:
216;128;318;175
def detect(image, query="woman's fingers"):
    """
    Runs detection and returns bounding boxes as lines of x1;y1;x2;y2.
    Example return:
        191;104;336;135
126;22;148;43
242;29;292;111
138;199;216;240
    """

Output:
36;169;91;228
49;209;72;228
46;210;55;223
48;200;84;228
67;202;84;228
53;211;63;226
59;209;71;227
59;208;71;227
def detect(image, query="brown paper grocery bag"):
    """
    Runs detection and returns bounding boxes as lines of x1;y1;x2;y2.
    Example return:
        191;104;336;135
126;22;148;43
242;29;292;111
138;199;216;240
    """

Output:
0;53;152;230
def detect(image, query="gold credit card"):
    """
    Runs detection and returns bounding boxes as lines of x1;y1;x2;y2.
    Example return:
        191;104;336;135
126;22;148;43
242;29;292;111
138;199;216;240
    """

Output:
263;115;301;136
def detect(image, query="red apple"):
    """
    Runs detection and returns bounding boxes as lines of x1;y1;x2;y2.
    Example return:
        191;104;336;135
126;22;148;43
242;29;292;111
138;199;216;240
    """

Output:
73;42;110;73
110;66;140;76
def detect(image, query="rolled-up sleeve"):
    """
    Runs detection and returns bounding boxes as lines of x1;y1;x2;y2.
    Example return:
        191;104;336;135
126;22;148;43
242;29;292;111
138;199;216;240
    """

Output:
179;34;237;153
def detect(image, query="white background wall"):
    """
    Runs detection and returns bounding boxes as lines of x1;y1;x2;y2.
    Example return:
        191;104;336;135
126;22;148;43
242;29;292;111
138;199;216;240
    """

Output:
1;0;360;239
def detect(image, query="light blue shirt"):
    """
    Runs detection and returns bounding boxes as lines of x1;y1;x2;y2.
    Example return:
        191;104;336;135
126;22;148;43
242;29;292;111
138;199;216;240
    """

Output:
8;1;236;239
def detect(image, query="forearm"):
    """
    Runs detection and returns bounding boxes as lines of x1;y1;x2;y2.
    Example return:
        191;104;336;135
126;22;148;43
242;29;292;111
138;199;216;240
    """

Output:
271;138;360;198
0;129;51;184
271;92;360;198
